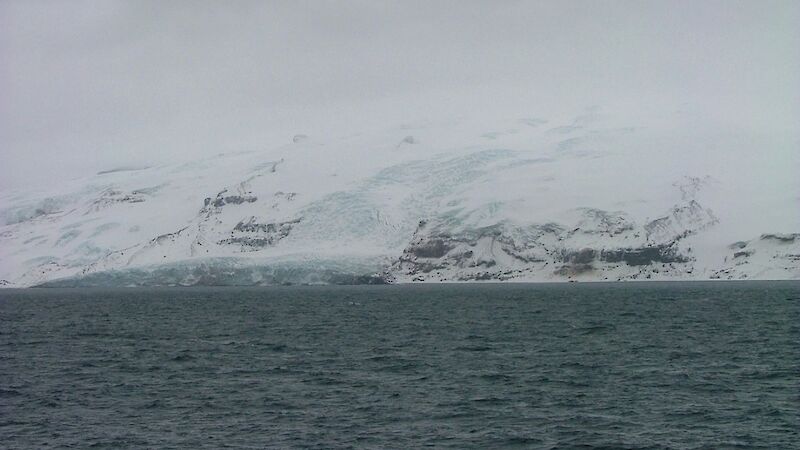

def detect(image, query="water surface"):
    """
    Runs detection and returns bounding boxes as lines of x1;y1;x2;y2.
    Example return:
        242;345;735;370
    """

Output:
1;282;798;448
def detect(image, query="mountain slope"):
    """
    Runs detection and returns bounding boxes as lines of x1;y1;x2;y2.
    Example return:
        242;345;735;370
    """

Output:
1;111;798;286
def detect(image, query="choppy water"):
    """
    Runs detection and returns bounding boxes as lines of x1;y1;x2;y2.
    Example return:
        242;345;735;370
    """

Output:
1;282;798;449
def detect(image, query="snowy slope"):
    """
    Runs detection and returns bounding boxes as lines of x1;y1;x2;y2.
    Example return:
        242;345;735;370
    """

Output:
1;109;798;286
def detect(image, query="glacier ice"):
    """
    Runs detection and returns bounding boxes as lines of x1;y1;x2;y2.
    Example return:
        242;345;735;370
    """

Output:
1;112;798;287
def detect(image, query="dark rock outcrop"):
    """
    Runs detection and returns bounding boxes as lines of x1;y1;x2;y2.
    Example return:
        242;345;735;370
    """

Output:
203;189;257;209
600;244;687;266
85;189;147;213
562;248;596;264
760;233;799;243
219;217;301;250
408;238;451;258
645;200;717;243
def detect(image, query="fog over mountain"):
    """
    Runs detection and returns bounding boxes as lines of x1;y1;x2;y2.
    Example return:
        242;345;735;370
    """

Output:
1;1;798;286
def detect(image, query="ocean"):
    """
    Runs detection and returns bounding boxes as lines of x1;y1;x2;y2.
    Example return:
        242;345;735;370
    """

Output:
1;282;798;449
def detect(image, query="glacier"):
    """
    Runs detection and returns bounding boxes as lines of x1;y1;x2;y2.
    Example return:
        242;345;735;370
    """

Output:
1;110;798;287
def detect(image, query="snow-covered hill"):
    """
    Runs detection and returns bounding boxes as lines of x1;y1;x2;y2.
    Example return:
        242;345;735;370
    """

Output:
1;110;798;286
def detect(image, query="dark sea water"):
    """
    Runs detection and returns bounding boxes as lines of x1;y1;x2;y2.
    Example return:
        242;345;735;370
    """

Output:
1;282;799;449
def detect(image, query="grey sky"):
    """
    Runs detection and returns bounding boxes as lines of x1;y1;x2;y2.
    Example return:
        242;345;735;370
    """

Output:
1;0;798;190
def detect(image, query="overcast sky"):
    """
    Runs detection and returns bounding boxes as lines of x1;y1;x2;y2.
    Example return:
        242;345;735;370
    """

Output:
1;0;798;190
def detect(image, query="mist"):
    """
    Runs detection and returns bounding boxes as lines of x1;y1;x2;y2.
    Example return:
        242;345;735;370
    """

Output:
1;0;798;191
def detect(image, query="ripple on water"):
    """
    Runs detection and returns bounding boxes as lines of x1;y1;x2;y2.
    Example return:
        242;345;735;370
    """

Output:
0;281;798;449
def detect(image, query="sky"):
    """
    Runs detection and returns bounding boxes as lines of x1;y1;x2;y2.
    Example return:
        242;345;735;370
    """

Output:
1;0;798;191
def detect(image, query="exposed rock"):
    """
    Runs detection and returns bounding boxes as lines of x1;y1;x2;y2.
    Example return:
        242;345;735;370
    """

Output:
390;212;704;282
729;241;749;249
233;217;300;233
274;192;297;201
562;248;596;264
645;200;718;243
204;189;258;209
219;217;300;250
458;271;497;281
212;195;257;208
217;236;279;248
600;244;687;266
760;233;799;243
154;227;188;244
85;189;146;213
408;238;451;258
